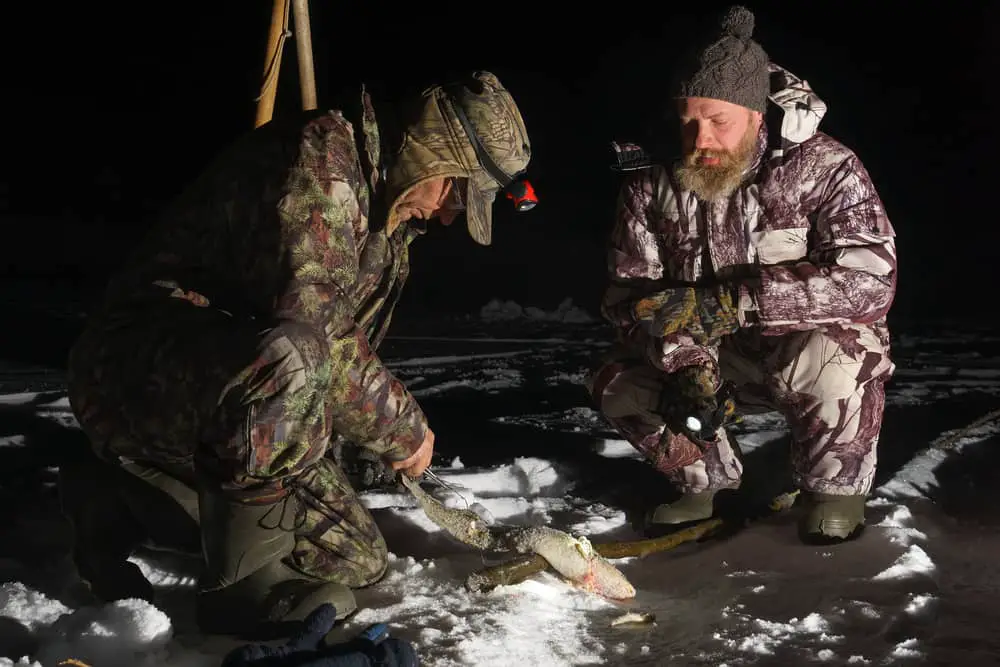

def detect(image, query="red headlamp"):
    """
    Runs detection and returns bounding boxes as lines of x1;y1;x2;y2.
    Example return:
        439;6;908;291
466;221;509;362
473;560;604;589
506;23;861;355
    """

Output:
445;85;539;214
504;179;538;212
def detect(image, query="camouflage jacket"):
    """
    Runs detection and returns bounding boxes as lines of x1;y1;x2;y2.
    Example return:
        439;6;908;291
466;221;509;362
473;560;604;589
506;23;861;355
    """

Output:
99;92;428;460
603;64;897;374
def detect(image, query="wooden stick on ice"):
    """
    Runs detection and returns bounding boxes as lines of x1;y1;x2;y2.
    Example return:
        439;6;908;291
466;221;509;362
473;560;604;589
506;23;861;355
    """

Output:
466;517;723;593
466;489;802;593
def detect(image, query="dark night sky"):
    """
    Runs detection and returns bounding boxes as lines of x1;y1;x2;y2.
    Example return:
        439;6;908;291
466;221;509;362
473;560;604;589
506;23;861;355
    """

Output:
2;1;997;325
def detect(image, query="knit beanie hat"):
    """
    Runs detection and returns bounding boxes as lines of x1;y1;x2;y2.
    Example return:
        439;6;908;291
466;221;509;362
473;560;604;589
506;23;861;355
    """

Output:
673;5;770;113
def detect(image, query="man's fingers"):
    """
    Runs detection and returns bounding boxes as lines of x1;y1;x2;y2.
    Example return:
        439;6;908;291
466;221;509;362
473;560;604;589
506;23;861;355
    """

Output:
403;448;432;478
391;429;434;473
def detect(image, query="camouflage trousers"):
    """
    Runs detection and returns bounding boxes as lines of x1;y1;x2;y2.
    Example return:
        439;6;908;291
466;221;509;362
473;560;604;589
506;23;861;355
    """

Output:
67;299;386;586
589;323;895;496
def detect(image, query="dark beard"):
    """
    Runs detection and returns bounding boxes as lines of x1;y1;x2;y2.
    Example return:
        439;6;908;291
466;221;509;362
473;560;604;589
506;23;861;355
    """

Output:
675;125;759;202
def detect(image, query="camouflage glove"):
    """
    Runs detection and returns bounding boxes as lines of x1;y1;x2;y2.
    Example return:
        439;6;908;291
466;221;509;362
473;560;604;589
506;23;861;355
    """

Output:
658;365;737;446
634;284;741;344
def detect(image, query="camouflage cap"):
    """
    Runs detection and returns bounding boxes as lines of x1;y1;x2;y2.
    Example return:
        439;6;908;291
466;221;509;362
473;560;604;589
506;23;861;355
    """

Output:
439;71;532;245
384;71;531;245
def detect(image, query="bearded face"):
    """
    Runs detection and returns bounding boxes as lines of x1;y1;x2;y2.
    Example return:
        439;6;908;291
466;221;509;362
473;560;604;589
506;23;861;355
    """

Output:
674;97;763;202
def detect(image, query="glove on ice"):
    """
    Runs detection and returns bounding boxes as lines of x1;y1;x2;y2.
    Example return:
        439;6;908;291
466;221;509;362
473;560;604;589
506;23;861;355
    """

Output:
222;603;419;667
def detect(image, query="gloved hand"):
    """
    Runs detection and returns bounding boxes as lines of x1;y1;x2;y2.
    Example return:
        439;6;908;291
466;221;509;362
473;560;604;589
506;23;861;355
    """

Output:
659;366;737;446
634;284;741;344
221;603;419;667
335;445;397;491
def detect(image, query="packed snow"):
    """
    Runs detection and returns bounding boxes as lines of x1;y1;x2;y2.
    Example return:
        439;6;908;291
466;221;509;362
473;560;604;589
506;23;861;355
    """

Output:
1;299;999;666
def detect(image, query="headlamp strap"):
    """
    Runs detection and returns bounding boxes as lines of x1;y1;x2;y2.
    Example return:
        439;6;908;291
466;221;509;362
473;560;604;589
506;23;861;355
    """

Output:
444;90;523;189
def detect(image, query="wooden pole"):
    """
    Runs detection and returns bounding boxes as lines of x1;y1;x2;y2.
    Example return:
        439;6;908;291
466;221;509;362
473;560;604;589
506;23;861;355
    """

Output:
466;518;723;594
291;0;318;112
465;490;802;594
255;0;291;128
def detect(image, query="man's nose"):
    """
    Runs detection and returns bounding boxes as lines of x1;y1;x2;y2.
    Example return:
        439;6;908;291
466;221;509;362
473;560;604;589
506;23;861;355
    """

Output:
694;125;714;150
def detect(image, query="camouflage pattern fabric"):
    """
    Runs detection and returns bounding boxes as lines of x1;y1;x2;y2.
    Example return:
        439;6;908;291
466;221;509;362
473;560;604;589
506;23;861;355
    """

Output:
600;64;896;381
77;92;428;469
385;71;531;246
68;302;391;582
68;72;533;583
290;456;387;585
633;285;741;344
588;355;743;486
591;63;896;496
68;99;412;580
592;322;894;495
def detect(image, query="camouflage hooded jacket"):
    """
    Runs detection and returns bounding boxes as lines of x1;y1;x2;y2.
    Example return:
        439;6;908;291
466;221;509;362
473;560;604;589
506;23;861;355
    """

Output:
603;64;898;374
96;90;471;461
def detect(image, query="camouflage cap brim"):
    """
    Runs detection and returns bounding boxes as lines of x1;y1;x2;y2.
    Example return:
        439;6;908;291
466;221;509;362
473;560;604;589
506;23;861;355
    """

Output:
465;169;499;246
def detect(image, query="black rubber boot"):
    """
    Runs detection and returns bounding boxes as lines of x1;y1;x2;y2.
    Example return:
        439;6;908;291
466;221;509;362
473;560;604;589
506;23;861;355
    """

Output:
195;487;357;637
58;454;156;603
59;452;204;602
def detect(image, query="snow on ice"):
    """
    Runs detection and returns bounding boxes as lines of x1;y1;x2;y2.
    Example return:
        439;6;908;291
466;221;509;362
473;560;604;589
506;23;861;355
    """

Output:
1;300;999;666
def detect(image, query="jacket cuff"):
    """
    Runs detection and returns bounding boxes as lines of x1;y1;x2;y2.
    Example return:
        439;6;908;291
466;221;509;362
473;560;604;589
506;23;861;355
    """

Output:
375;405;428;462
736;283;760;327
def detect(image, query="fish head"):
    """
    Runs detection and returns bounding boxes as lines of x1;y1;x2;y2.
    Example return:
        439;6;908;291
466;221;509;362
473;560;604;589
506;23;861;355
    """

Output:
462;514;496;551
577;556;637;600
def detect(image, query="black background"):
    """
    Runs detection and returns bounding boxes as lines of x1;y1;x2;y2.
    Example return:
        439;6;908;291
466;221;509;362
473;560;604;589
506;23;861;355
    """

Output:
3;1;996;325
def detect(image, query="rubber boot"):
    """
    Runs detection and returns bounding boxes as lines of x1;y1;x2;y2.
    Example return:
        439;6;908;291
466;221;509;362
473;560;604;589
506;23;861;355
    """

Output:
799;492;866;544
645;430;745;528
58;454;155;603
195;486;358;637
647;490;719;525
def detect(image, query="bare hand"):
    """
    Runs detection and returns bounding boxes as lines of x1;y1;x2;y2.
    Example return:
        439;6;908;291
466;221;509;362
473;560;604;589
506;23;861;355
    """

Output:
390;428;435;478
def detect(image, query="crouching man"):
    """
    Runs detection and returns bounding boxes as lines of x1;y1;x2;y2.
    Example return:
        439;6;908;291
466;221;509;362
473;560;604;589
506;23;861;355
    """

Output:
589;6;896;544
62;71;533;633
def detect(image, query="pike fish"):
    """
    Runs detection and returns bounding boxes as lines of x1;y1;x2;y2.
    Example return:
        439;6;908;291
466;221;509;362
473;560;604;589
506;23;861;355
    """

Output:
399;473;636;600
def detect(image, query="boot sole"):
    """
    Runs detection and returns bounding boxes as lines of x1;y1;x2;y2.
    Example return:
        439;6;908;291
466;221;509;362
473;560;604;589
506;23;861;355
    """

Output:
799;523;865;545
